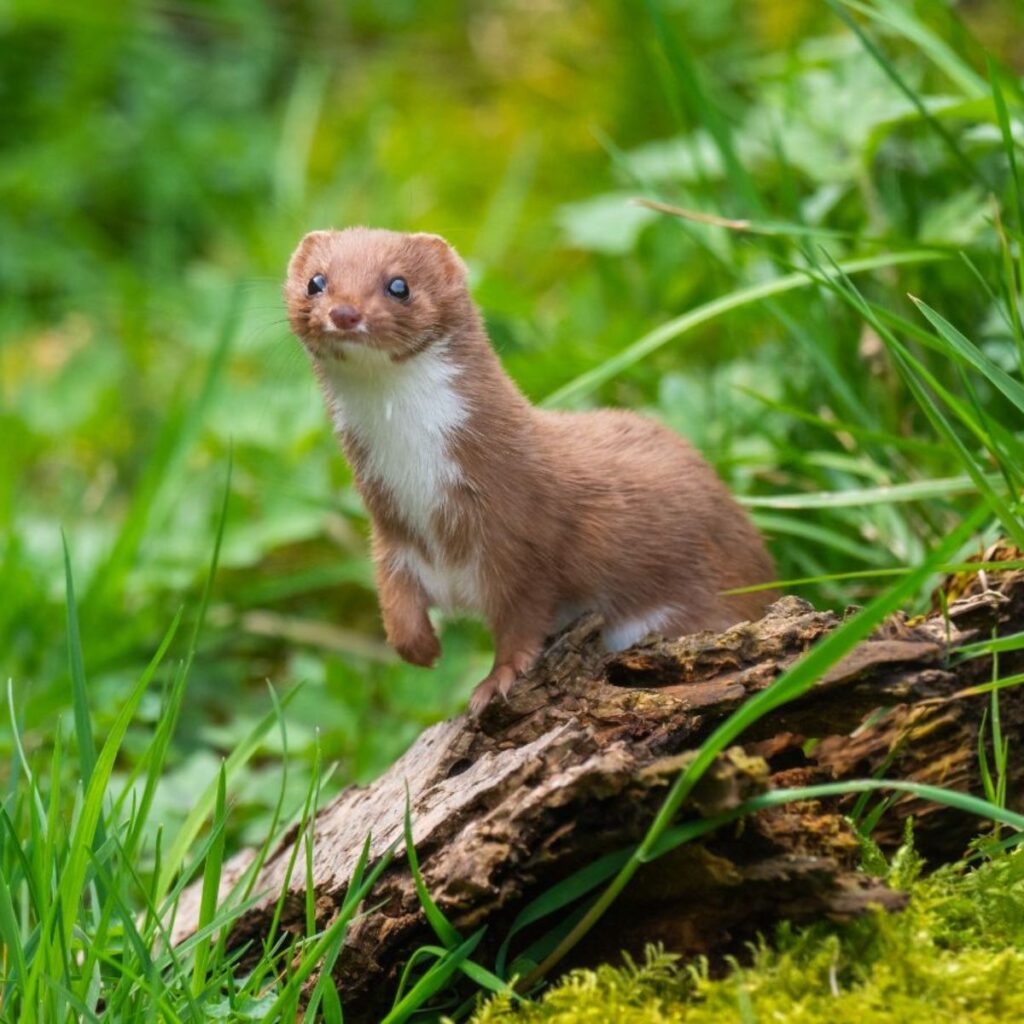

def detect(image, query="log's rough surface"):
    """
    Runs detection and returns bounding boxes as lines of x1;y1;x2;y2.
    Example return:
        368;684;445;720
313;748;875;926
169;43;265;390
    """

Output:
174;549;1024;1021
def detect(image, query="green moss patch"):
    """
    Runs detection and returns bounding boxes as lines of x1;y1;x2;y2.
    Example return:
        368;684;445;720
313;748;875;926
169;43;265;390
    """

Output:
471;845;1024;1024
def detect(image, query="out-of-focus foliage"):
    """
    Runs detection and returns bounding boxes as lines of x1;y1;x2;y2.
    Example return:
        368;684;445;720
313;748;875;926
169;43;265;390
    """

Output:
2;0;1023;842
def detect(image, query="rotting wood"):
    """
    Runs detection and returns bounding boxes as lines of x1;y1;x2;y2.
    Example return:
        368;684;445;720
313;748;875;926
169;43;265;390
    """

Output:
172;545;1024;1021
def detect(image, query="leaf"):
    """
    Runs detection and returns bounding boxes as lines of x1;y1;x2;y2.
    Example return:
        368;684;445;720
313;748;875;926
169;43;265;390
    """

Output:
556;193;659;254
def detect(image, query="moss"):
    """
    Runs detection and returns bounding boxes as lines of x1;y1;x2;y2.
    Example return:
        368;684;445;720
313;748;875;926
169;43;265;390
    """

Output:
469;846;1024;1024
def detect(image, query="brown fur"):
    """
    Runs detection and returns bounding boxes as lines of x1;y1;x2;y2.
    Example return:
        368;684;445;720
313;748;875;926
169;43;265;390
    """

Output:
285;227;777;712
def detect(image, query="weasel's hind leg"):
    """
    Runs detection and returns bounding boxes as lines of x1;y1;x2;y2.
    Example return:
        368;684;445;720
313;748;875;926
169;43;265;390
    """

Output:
469;601;552;716
468;664;517;716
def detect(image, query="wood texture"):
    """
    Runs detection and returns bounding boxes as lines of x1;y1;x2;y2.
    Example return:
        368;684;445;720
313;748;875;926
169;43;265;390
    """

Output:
172;548;1024;1020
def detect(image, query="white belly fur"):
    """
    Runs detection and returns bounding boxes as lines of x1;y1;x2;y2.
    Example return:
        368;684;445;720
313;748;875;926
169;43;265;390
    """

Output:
392;546;484;614
602;604;680;651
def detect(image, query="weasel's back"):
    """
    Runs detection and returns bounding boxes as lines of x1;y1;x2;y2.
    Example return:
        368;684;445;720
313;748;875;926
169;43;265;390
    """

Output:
537;407;776;629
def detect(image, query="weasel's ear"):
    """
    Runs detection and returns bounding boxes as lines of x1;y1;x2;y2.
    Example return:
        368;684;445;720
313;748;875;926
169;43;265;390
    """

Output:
412;232;468;283
286;230;332;279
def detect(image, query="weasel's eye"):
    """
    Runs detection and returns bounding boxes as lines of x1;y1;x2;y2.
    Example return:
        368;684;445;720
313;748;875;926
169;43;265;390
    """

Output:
385;277;410;301
307;274;327;296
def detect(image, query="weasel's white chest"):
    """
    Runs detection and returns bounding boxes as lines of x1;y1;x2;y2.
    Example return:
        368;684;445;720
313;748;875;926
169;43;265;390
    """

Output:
321;345;468;540
320;345;484;613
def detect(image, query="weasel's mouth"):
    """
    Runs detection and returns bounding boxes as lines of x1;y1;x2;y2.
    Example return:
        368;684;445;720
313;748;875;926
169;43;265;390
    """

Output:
320;320;370;341
310;321;370;343
306;331;378;361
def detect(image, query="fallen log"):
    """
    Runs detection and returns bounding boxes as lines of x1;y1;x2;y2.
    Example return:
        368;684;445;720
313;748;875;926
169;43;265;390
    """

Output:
173;549;1024;1020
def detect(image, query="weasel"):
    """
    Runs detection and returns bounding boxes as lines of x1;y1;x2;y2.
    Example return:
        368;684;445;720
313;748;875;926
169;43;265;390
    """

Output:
285;228;777;713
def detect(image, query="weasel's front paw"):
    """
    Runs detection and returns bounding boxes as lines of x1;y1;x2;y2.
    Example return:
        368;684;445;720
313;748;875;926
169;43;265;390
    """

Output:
392;628;441;668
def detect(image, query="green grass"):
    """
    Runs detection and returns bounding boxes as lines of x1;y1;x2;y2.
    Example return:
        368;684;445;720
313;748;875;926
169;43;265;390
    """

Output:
2;0;1024;1020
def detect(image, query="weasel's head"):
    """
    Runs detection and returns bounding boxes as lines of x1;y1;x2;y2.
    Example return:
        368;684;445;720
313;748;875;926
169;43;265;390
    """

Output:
285;227;471;363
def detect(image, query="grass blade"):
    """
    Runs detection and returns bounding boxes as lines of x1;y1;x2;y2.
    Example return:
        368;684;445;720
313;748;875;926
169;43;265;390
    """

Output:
725;561;1024;596
0;860;29;1002
542;250;945;407
955;631;1024;660
641;779;1024;865
380;928;485;1024
262;840;397;1020
910;296;1024;414
741;475;990;510
494;847;631;977
990;58;1024;235
62;533;96;788
643;0;762;215
508;770;1024;985
844;0;987;98
191;762;228;997
303;832;375;1021
806;252;1024;547
400;943;518;1002
56;599;180;959
885;342;1024;549
404;787;461;950
121;451;232;865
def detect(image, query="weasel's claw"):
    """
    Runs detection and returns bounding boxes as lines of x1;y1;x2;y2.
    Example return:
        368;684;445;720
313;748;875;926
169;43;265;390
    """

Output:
468;680;497;717
469;665;517;717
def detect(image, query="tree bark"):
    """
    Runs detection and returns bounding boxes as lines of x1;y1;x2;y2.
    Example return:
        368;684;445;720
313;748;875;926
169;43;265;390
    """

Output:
172;547;1024;1021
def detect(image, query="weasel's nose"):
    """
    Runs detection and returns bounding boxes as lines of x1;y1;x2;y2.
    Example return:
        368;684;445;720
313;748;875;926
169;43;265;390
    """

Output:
330;304;363;330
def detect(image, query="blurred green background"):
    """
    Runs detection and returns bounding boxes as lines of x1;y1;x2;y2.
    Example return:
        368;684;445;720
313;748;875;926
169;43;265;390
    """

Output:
2;0;1023;842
